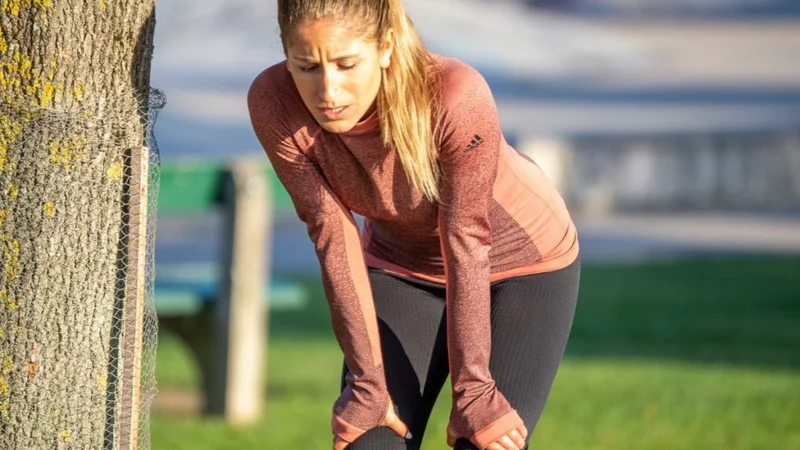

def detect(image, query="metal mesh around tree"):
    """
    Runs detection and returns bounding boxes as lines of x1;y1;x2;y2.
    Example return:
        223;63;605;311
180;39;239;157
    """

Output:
0;88;165;450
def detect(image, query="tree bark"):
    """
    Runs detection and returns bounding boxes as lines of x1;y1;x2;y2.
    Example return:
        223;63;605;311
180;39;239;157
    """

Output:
0;1;157;449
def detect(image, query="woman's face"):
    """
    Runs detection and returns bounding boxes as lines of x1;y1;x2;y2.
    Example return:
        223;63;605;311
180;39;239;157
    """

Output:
286;18;393;134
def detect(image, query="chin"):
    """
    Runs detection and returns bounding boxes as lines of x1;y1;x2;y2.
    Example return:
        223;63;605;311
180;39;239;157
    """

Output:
318;119;355;134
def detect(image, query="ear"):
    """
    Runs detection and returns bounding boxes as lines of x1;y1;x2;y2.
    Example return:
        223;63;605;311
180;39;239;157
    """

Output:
379;28;395;69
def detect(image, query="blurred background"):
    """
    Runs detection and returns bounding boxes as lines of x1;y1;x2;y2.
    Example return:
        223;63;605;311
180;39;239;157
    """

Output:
148;1;800;449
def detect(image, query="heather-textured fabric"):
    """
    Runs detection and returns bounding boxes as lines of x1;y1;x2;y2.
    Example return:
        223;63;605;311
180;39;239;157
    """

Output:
247;54;580;448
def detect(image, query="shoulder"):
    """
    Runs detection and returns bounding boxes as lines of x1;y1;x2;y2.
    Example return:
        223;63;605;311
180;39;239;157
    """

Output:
430;54;493;111
247;60;294;119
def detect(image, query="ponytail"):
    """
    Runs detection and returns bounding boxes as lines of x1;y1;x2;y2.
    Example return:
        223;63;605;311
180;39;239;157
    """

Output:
377;0;441;201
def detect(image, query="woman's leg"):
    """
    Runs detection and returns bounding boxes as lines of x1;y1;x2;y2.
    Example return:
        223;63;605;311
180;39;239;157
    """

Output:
452;258;581;450
344;269;450;450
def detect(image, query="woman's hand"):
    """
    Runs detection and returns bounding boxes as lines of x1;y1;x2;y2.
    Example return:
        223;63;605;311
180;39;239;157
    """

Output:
447;424;528;450
333;401;411;450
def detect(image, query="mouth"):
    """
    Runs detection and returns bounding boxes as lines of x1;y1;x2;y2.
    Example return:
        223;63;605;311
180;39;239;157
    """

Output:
319;105;349;120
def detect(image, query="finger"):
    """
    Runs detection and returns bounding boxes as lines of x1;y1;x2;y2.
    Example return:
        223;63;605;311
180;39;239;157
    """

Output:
384;414;412;440
446;433;457;448
485;443;507;450
496;434;520;450
383;403;412;440
508;429;526;449
517;425;529;440
332;437;349;450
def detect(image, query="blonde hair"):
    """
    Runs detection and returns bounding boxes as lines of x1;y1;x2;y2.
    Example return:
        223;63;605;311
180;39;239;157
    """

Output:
278;0;442;201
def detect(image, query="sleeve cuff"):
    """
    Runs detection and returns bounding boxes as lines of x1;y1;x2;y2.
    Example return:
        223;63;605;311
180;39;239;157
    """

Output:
470;409;524;450
331;413;366;444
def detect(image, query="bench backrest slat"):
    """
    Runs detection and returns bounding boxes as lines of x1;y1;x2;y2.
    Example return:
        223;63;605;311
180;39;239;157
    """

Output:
158;161;294;214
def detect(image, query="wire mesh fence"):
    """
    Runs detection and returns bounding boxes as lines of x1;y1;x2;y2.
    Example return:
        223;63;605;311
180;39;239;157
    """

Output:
0;88;165;450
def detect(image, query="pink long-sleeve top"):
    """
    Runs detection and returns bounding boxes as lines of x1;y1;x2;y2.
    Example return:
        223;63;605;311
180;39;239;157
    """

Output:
247;54;579;448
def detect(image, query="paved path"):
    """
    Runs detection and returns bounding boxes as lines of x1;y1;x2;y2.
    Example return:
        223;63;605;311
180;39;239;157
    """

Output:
573;213;800;263
155;212;800;276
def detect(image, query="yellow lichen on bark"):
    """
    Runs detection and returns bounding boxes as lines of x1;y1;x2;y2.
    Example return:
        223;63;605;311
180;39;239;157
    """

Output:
43;202;55;218
0;377;8;421
0;114;24;174
107;162;123;181
1;51;63;108
71;80;87;100
48;136;86;170
1;0;21;15
0;354;10;421
1;0;52;16
0;52;34;101
0;24;8;54
1;237;20;282
96;373;107;391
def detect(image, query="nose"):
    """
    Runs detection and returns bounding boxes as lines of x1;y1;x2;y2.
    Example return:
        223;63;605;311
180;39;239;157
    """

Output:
318;68;340;103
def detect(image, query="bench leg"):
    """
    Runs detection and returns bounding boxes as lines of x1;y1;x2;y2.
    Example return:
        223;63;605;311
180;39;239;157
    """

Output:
159;302;263;424
158;310;217;411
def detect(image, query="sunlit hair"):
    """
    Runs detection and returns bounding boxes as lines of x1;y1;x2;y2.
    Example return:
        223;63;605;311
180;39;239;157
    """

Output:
278;0;442;201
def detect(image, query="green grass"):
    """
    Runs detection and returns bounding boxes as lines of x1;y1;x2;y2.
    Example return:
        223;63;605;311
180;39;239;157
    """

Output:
150;257;800;449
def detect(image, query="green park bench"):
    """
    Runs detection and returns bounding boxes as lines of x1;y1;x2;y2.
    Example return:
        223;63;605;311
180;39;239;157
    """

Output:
155;158;304;426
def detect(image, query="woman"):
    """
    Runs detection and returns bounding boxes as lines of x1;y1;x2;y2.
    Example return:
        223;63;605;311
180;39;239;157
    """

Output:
247;1;580;449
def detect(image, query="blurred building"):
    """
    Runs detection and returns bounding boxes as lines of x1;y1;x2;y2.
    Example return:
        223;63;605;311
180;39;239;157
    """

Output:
515;0;800;18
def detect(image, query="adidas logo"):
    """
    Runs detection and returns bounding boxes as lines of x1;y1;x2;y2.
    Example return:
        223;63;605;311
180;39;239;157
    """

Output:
465;134;483;151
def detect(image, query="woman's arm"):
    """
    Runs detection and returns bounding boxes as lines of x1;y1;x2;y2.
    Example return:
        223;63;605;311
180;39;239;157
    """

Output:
247;73;390;445
437;63;524;449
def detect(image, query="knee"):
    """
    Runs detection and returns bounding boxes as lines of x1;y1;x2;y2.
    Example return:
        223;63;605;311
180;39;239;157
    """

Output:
346;426;420;450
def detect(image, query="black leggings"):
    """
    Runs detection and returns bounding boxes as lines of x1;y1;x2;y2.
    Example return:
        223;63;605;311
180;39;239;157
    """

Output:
341;258;581;449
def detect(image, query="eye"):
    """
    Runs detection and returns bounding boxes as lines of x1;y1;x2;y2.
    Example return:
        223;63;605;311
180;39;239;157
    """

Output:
339;63;356;71
299;64;318;73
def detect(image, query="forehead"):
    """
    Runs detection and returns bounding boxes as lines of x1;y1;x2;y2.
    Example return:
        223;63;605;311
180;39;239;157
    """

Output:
288;18;375;56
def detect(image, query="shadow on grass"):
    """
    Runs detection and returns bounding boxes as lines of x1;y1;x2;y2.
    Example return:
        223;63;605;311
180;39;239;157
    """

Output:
272;255;800;371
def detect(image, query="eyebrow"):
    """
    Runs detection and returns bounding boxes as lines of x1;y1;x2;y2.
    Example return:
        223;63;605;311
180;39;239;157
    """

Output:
291;54;361;63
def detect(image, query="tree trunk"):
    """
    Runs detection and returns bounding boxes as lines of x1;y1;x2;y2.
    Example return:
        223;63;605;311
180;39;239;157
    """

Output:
0;1;158;449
